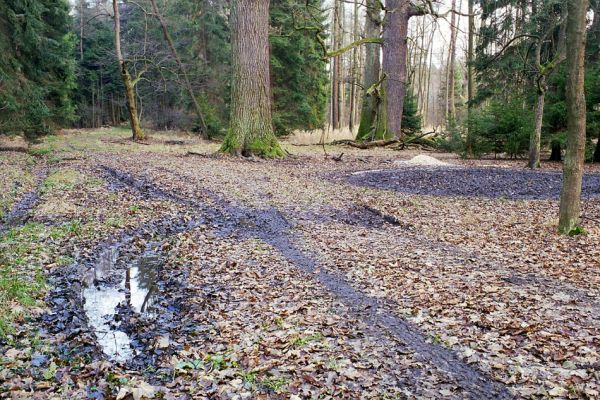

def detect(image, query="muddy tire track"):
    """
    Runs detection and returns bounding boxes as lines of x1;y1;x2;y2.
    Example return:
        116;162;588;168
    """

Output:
97;165;514;399
0;166;48;232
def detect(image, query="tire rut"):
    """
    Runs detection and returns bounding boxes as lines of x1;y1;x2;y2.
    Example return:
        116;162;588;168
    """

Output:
97;165;514;399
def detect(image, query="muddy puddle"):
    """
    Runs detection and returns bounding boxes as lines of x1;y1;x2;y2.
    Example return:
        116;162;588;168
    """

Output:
82;245;160;362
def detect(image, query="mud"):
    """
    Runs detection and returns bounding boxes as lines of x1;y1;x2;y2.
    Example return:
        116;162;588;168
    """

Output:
347;166;600;200
95;166;514;398
0;167;47;231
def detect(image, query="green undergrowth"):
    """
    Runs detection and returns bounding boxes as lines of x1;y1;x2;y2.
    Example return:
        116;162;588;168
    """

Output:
0;221;79;338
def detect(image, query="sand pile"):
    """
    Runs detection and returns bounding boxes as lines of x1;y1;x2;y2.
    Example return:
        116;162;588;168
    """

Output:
394;154;450;167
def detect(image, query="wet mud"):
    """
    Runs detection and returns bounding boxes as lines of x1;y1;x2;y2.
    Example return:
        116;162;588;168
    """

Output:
347;166;600;200
87;166;514;398
0;168;47;231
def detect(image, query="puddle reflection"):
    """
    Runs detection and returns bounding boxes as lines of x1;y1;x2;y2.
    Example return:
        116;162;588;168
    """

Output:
83;246;161;362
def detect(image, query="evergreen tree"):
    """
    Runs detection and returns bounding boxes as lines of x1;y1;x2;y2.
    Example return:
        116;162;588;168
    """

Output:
0;0;76;139
270;0;329;136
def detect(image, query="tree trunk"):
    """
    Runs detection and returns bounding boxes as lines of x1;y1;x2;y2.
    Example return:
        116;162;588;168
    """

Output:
447;0;457;123
382;0;411;139
149;0;208;136
113;0;144;141
559;0;589;234
349;0;359;131
356;0;382;141
331;0;341;130
466;0;475;156
220;0;282;157
528;80;546;169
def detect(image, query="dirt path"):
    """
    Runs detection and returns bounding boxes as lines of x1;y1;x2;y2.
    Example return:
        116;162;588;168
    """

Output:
100;165;514;398
1;133;599;399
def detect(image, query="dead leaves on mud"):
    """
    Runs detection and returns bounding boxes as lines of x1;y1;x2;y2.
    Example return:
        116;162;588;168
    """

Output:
1;133;599;399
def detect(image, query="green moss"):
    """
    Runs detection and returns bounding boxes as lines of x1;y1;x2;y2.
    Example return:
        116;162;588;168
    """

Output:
220;130;285;158
247;137;285;158
219;131;241;155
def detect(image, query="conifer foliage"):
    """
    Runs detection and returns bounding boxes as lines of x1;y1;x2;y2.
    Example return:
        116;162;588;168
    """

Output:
0;0;75;139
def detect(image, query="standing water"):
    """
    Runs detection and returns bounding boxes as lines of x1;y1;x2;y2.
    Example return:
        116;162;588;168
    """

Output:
83;246;160;362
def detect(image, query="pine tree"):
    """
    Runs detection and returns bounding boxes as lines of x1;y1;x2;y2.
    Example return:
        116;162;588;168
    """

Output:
0;0;76;139
270;0;329;135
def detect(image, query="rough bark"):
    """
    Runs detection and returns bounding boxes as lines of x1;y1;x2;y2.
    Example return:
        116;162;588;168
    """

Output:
113;0;144;141
356;0;383;141
528;79;546;169
559;0;588;234
148;0;208;136
220;0;283;158
382;0;411;139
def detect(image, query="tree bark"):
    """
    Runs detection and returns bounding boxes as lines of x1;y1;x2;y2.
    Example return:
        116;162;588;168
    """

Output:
220;0;282;157
149;0;208;136
528;79;546;169
356;0;383;141
113;0;144;141
466;0;475;156
331;0;341;130
559;0;588;234
349;0;359;131
382;0;411;139
447;0;457;123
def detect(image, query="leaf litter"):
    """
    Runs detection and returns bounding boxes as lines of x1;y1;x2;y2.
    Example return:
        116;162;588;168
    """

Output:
0;134;599;399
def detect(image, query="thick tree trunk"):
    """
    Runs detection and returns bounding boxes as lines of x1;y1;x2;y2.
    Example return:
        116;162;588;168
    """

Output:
220;0;282;157
528;81;546;169
149;0;208;136
382;0;411;139
113;0;144;141
559;0;589;234
356;0;383;141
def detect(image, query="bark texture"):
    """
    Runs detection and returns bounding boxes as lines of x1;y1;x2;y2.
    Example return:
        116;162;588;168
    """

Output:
113;0;144;141
220;0;282;157
559;0;588;234
529;80;546;169
382;0;411;139
356;0;383;141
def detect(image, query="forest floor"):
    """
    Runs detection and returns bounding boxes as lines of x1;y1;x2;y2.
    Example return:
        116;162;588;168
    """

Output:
0;128;599;400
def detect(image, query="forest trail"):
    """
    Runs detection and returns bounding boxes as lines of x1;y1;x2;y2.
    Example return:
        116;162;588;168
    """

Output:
1;129;599;399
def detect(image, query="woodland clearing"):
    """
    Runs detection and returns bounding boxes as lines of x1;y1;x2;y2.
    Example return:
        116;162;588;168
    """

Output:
0;129;599;399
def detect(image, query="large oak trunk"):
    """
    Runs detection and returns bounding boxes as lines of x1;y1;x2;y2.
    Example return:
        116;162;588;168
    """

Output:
220;0;282;157
382;0;410;139
559;0;589;234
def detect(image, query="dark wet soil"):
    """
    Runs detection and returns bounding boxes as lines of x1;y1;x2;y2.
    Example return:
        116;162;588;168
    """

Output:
347;166;600;200
0;167;47;231
89;166;514;398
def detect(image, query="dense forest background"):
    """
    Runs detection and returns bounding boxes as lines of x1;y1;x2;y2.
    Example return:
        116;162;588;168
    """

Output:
1;0;599;161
